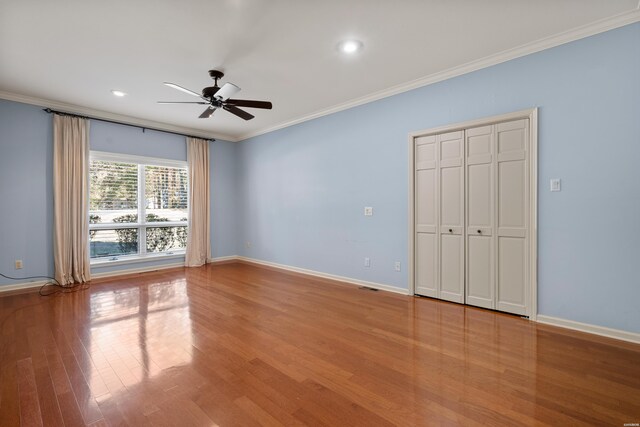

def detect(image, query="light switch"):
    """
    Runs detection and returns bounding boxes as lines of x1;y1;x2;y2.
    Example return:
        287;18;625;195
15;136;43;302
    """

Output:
550;179;561;192
364;207;373;216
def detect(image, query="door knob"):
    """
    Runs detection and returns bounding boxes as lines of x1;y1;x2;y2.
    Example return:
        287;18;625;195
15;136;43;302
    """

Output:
477;229;482;234
449;229;453;233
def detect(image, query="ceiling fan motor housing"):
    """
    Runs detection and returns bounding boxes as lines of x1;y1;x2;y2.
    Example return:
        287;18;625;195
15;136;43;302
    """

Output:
202;86;220;99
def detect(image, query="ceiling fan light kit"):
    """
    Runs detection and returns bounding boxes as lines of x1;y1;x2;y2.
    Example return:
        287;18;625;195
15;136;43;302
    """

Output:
160;70;272;121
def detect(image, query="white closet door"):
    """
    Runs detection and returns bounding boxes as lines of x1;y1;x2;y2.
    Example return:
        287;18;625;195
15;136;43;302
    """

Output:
438;131;464;303
413;115;531;316
465;125;495;309
496;119;529;315
415;135;438;298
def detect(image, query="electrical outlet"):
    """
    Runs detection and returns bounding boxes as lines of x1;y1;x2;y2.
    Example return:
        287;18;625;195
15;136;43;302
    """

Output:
364;257;370;267
364;207;373;216
394;261;401;272
550;179;561;192
15;260;23;270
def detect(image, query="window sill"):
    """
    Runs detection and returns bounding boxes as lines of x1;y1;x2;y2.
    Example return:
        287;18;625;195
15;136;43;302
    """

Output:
90;252;186;268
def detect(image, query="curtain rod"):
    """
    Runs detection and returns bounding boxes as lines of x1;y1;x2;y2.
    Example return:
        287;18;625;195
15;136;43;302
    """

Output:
42;108;215;141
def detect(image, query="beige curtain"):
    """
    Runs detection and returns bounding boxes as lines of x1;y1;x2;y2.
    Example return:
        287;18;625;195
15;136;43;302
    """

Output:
185;137;211;266
53;114;91;285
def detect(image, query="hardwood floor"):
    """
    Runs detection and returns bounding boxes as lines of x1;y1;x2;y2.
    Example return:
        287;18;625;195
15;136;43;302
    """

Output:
0;262;638;426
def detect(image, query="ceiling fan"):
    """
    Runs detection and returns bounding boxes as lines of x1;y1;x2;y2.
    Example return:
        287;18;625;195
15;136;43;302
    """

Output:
158;70;272;120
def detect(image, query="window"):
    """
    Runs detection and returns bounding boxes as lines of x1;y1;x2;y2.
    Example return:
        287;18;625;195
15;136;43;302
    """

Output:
89;151;188;262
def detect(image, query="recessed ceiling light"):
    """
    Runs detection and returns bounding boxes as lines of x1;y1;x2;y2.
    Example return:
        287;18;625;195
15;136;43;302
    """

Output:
339;40;363;54
111;90;127;97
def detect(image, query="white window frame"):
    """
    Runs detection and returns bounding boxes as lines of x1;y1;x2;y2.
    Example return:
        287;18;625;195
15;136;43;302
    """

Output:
89;151;189;265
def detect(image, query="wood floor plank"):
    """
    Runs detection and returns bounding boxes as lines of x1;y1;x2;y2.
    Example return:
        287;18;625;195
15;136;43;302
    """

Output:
25;322;65;427
52;328;104;425
0;362;21;425
33;367;65;427
16;358;44;427
0;262;639;426
96;396;129;427
234;395;287;427
56;392;87;427
186;383;263;427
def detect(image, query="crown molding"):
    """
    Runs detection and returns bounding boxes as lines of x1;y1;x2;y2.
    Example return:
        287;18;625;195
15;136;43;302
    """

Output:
0;90;236;142
236;9;640;142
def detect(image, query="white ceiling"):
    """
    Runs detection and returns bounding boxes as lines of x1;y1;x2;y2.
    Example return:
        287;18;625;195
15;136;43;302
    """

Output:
1;0;638;141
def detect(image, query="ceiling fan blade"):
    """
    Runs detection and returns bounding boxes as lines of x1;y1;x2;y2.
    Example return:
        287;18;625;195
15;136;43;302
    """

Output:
214;82;241;101
157;101;208;104
164;82;202;98
225;99;272;109
198;107;216;119
223;104;254;121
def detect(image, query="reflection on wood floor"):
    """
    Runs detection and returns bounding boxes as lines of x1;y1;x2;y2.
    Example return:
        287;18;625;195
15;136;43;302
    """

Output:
0;262;639;426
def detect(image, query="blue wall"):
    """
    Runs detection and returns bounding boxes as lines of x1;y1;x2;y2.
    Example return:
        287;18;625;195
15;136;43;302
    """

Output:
211;140;239;258
0;100;238;283
91;120;188;160
237;23;640;333
0;102;53;283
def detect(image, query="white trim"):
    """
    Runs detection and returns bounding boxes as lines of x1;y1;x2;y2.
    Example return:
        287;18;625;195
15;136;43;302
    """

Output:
235;10;640;141
537;315;640;345
90;150;187;168
90;261;184;280
0;279;48;294
208;256;240;263
407;133;415;301
407;108;538;319
0;90;231;141
89;222;187;230
529;109;538;321
91;252;185;268
236;256;410;295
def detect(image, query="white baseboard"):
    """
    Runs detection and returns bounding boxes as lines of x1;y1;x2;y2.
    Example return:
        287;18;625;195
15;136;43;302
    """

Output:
91;262;185;280
536;315;640;344
208;256;239;263
233;256;410;296
0;279;49;294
